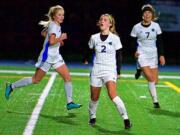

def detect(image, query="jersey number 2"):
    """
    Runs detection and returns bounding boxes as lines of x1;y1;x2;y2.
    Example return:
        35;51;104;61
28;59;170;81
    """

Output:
101;45;106;53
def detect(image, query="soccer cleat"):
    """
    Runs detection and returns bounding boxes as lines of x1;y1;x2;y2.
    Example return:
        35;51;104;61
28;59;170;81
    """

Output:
89;118;96;126
135;69;142;79
67;102;82;110
153;102;160;108
124;119;132;129
5;83;13;100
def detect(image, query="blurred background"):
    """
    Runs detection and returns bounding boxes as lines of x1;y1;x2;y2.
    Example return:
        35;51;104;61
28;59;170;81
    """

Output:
0;0;180;65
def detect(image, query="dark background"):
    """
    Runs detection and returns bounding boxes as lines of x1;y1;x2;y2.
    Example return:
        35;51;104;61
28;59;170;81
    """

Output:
0;0;179;65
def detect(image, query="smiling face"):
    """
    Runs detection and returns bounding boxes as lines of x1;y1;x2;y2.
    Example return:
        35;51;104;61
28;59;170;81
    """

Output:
53;9;64;24
142;10;153;23
98;15;112;32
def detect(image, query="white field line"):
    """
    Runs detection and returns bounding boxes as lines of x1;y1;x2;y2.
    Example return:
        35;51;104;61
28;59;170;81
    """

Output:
136;84;170;88
23;73;57;135
0;69;180;79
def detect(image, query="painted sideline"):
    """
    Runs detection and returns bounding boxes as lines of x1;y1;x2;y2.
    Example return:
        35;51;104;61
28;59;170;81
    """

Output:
23;73;57;135
0;70;180;79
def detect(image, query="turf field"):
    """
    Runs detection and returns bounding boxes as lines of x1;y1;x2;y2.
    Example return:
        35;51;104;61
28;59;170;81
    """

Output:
0;66;180;135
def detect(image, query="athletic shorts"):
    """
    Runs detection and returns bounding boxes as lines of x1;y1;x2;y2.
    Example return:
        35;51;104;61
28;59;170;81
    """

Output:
90;74;117;87
138;56;158;69
35;59;65;72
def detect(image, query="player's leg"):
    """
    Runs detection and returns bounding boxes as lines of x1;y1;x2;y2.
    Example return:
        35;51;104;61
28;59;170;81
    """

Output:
135;61;142;79
5;68;46;99
89;86;101;126
55;63;81;110
88;76;102;126
141;66;160;108
105;79;132;129
151;67;160;108
151;68;158;84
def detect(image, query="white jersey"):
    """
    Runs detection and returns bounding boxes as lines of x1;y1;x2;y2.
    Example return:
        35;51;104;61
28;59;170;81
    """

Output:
89;32;122;77
130;21;162;58
38;21;63;63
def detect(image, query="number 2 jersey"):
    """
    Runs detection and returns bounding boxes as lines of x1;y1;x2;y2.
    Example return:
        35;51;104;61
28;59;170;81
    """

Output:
89;32;122;77
130;21;162;59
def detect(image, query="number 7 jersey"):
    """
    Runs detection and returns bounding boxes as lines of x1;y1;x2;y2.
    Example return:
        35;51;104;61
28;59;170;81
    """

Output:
130;21;162;58
89;32;122;77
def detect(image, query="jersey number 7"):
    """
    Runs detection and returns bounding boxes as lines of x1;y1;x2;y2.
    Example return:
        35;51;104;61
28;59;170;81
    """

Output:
145;32;150;38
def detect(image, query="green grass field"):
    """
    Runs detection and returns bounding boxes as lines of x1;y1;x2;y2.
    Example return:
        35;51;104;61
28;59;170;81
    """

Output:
0;66;180;135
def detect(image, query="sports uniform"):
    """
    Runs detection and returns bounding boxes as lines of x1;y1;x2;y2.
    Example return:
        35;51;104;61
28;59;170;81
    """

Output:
89;32;122;87
35;21;65;72
130;21;162;68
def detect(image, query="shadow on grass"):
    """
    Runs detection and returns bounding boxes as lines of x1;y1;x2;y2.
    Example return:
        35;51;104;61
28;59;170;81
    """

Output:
92;125;134;135
148;109;180;118
39;112;78;125
7;111;78;125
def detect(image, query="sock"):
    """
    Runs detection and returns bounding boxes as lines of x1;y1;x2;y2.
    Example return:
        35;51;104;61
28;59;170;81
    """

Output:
88;99;98;119
11;77;32;89
64;82;73;104
113;96;128;120
148;82;158;103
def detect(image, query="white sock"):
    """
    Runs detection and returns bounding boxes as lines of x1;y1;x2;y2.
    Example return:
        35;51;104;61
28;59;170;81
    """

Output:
113;96;128;120
148;82;158;103
64;82;73;104
11;77;32;89
88;100;98;119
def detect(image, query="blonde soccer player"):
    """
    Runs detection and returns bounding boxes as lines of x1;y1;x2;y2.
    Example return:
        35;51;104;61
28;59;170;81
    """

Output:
130;4;165;108
88;14;132;129
5;5;82;110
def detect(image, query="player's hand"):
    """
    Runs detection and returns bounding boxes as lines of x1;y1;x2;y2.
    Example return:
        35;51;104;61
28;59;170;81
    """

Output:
134;51;139;59
159;56;165;66
60;33;67;41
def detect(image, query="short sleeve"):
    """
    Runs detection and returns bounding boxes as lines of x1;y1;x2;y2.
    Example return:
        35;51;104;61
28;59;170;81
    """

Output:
156;23;162;35
130;26;137;37
114;36;123;50
48;22;58;36
88;36;95;49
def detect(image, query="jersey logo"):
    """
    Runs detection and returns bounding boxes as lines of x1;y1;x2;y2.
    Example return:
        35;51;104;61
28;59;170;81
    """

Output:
151;28;155;32
108;42;112;45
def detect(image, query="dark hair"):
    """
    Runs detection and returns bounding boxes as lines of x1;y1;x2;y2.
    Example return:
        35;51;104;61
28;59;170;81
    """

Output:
141;4;159;21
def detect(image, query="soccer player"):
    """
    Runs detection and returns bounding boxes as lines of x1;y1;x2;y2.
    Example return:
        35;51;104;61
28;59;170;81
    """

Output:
88;14;132;129
5;5;82;110
130;4;165;108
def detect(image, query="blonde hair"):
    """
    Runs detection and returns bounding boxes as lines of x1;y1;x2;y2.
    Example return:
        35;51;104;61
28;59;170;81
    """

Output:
98;14;119;35
142;4;159;21
39;5;64;27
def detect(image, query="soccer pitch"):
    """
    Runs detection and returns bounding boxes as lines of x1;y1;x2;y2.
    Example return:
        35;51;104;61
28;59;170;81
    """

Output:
0;66;180;135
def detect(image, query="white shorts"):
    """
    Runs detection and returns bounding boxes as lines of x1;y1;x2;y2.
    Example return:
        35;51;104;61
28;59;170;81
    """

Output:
90;74;117;87
138;57;158;69
35;59;65;72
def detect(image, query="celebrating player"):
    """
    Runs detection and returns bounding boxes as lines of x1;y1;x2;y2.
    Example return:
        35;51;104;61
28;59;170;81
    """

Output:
130;4;165;108
88;14;132;129
5;5;82;110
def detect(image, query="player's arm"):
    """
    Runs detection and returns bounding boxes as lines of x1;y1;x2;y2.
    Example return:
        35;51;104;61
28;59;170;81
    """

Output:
49;33;67;45
157;34;165;65
116;48;123;75
130;36;138;58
